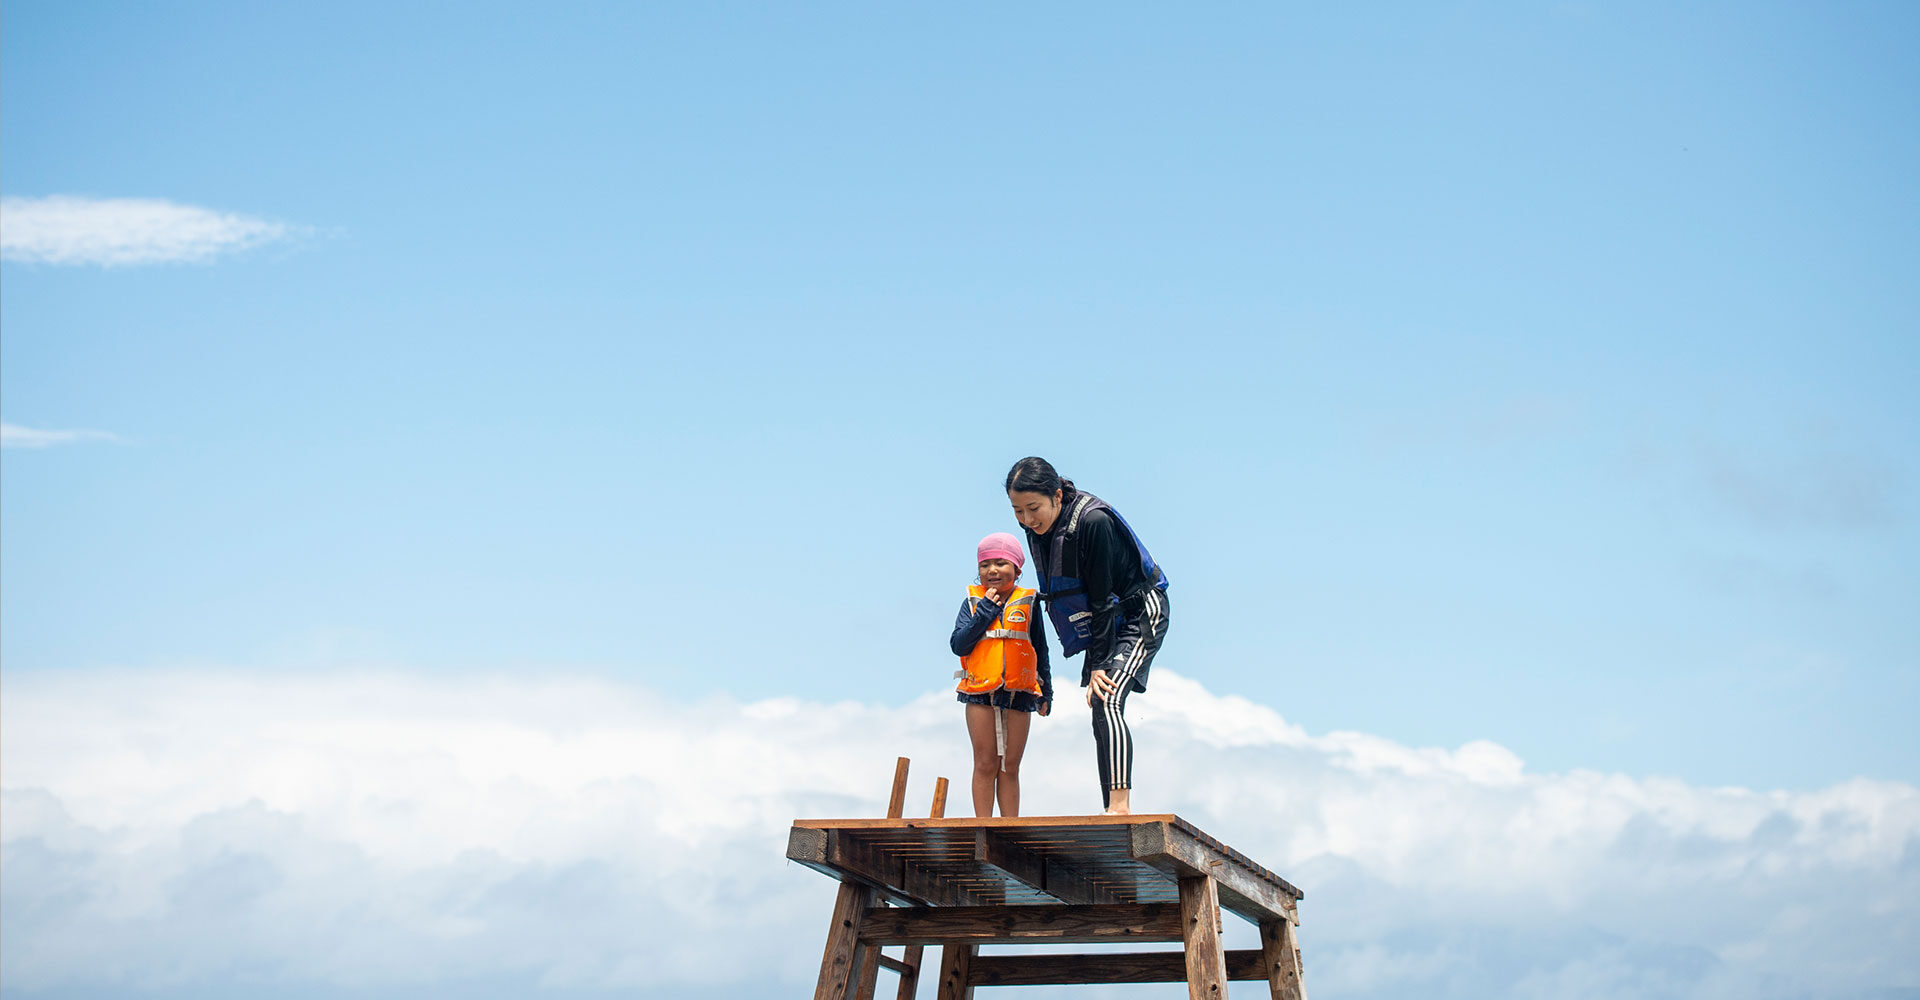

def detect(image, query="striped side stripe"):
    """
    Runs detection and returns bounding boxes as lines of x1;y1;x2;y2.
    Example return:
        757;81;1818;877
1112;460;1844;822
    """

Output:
1099;588;1165;790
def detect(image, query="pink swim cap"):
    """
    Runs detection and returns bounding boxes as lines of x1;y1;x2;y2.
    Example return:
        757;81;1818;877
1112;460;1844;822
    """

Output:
976;532;1026;570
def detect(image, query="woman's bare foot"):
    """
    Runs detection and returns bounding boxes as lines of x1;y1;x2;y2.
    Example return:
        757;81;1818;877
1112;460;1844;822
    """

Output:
1103;788;1132;815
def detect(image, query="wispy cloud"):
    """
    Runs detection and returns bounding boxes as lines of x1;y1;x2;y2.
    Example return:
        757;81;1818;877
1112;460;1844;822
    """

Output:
0;195;291;265
2;669;1914;999
0;422;119;449
1695;442;1899;531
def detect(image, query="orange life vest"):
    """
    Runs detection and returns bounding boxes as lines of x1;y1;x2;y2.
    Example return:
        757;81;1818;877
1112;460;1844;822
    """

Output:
957;585;1042;696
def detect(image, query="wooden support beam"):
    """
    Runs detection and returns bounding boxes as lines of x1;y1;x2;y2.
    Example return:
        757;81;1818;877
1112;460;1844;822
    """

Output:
1179;876;1228;1000
1042;856;1119;907
892;948;923;1000
970;829;1118;906
788;828;985;908
855;948;882;1000
968;950;1269;986
1131;821;1301;926
900;858;985;908
858;904;1183;946
1260;918;1308;1000
891;777;949;1000
854;903;886;1000
935;944;974;1000
813;882;878;1000
877;954;912;975
971;828;1044;892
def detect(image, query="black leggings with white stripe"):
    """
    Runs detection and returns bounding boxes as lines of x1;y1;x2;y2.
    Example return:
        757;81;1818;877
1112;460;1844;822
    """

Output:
1086;589;1170;807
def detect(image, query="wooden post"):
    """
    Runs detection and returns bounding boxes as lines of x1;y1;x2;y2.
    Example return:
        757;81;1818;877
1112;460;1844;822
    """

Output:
1260;918;1307;1000
934;942;975;1000
886;757;911;818
1178;876;1228;1000
929;776;949;819
856;758;915;1000
815;881;879;1000
893;777;948;1000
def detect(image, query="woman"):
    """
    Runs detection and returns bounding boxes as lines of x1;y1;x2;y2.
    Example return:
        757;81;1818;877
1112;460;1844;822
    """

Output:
1005;457;1169;814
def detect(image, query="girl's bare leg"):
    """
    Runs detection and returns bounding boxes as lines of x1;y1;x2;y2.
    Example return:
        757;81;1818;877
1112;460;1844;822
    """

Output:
995;709;1034;817
965;704;1000;817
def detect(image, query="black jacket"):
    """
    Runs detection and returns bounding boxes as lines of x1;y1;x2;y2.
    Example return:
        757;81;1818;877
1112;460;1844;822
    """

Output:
1022;492;1164;652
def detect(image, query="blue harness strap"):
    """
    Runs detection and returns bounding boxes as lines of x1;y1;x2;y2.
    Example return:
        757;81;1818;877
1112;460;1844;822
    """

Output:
1037;493;1167;657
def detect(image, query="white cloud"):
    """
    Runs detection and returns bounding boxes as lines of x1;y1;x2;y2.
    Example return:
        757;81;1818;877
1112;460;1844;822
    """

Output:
1;668;1915;999
0;422;119;449
0;195;291;265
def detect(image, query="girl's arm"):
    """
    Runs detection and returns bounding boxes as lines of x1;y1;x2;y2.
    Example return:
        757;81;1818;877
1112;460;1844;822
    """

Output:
950;596;1000;656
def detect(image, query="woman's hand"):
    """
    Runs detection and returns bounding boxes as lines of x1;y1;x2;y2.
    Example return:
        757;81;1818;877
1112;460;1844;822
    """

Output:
1086;668;1117;704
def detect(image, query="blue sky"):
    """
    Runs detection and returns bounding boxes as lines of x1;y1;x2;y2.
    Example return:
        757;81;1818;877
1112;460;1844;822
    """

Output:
3;3;1917;996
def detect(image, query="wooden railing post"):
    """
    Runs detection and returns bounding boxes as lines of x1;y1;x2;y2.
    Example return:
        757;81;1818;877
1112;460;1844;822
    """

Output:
892;777;948;1000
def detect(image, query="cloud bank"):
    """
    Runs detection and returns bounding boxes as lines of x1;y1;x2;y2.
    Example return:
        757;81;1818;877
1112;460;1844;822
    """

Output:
1;422;119;449
0;196;291;265
2;669;1914;999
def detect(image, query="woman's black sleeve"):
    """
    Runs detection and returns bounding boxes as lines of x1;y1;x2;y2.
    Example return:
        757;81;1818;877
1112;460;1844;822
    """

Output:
1031;599;1054;702
950;596;998;656
1077;510;1129;640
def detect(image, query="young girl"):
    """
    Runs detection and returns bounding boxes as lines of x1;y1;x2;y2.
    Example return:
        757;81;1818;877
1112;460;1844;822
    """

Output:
949;532;1054;817
1005;457;1169;815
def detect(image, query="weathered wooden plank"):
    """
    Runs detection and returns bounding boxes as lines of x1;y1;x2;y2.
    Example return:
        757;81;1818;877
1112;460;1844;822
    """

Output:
876;954;911;975
1131;821;1301;926
899;860;979;908
790;826;831;865
968;950;1269;986
790;828;981;908
795;814;1180;830
972;828;1044;891
813;882;877;1000
1261;918;1308;1000
892;776;946;1000
887;758;911;819
1179;876;1228;1000
838;833;905;893
970;828;1116;906
854;939;883;1000
858;904;1183;946
893;946;923;1000
970;829;1054;902
934;944;974;1000
1044;856;1122;906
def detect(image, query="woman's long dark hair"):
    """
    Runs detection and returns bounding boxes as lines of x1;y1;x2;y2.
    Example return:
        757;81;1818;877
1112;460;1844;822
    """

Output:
1005;456;1075;499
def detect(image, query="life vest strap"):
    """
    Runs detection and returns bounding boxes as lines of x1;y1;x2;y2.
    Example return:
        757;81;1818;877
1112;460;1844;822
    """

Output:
983;628;1030;639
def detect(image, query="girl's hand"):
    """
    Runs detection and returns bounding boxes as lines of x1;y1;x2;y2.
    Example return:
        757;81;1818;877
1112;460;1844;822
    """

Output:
981;586;1003;604
1087;669;1117;703
1038;699;1051;717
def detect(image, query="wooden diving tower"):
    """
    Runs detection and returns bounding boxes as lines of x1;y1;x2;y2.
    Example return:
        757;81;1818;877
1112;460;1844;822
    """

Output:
788;758;1307;999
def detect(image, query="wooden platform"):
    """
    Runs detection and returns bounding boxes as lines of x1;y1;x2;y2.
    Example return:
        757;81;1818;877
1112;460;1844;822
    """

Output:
788;814;1302;927
789;759;1308;1000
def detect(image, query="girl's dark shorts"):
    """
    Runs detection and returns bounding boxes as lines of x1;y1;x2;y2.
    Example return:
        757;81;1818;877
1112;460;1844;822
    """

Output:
956;689;1045;712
